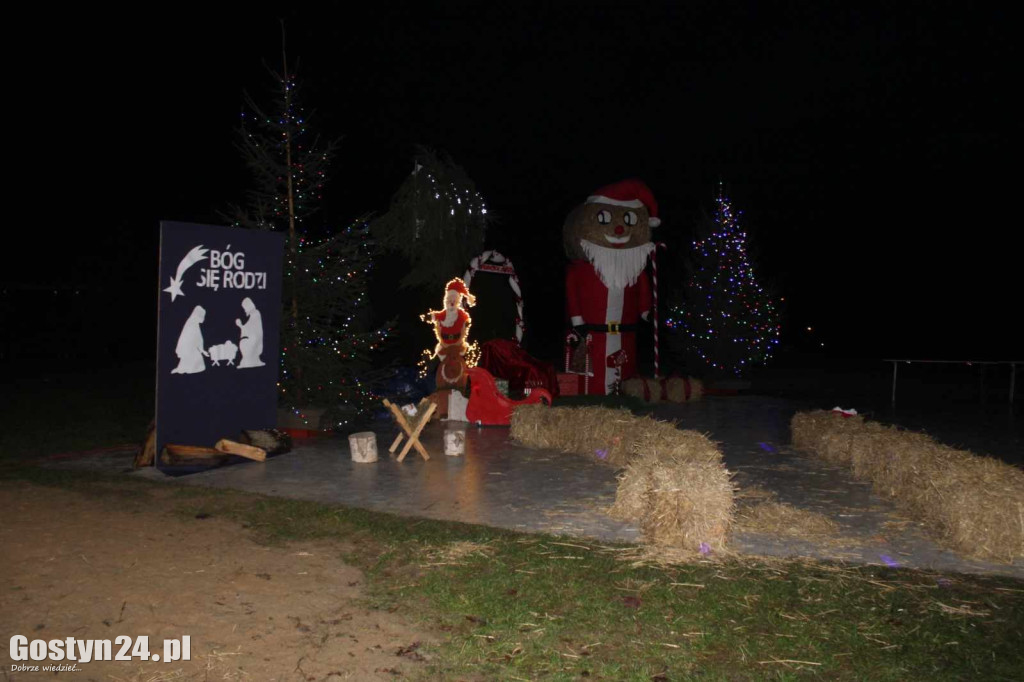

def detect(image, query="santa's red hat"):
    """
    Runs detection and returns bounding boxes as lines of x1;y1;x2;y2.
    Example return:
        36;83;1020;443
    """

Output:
586;179;661;227
445;277;476;306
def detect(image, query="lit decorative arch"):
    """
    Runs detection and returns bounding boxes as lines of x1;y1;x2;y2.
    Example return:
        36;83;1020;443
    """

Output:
464;250;525;344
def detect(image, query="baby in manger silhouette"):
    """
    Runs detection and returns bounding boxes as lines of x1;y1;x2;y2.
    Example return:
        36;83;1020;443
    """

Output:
170;298;265;375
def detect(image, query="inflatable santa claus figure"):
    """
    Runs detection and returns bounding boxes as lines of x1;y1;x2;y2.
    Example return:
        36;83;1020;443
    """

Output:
426;278;476;390
564;179;659;395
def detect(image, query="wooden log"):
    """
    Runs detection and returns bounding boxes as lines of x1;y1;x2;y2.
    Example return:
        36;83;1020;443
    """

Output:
215;439;267;461
348;431;379;463
443;428;465;457
134;420;156;469
160;444;230;468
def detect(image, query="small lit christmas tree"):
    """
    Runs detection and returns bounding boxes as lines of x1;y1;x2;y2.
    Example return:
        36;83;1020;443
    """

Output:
229;47;388;427
666;186;780;376
371;146;489;289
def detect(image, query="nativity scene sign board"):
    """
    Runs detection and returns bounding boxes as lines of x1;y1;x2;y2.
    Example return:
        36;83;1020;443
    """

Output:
156;221;284;467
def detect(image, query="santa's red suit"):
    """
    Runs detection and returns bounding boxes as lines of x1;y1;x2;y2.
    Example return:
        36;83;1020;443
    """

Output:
433;308;469;357
566;260;652;394
432;307;471;389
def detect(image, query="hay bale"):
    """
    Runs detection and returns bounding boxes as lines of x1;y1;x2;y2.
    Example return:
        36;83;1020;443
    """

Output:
621;377;648;401
609;443;732;551
666;377;704;403
512;405;733;551
916;446;1024;563
791;411;869;467
791;409;1024;563
622;376;704;403
846;425;920;494
510;404;639;466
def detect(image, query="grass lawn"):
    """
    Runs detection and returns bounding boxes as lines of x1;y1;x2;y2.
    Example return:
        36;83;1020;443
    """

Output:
2;362;1022;680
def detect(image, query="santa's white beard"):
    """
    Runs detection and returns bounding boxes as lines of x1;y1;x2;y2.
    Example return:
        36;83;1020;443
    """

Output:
580;240;655;289
442;305;459;325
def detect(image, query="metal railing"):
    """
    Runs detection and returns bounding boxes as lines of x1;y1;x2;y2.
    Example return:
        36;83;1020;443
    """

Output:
884;359;1020;406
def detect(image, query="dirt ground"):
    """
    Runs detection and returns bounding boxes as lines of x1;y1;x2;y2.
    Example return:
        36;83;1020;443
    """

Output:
0;483;434;681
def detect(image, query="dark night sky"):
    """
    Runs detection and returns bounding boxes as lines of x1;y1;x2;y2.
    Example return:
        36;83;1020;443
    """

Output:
9;3;1018;362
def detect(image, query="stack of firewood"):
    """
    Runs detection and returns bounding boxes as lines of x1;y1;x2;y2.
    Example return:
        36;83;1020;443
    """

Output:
134;423;292;469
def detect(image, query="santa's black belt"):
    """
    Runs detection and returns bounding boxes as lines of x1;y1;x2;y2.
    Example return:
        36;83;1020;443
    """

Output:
578;323;638;334
441;333;461;341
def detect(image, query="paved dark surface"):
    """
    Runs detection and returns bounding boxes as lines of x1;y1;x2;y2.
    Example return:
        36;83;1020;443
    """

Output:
56;396;1023;577
173;424;640;542
650;397;1023;577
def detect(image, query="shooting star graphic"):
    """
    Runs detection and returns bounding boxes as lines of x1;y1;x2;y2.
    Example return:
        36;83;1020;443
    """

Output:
163;245;209;301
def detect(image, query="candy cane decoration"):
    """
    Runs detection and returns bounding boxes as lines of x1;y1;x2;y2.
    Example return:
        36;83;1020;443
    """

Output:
652;242;667;378
464;250;525;343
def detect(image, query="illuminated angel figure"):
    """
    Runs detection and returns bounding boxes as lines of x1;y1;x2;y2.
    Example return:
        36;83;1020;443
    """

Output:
422;278;478;389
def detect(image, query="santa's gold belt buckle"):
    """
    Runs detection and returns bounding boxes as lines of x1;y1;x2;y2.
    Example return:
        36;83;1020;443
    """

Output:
606;321;621;334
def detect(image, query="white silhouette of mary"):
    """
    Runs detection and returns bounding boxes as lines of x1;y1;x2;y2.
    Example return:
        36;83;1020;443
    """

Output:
236;297;265;368
171;305;208;374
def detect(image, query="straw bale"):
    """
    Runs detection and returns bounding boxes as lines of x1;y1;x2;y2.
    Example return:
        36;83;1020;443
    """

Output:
791;411;864;466
791;410;1024;563
512;405;733;551
622;376;704;403
621;377;647;401
610;447;732;550
666;376;704;403
511;404;642;466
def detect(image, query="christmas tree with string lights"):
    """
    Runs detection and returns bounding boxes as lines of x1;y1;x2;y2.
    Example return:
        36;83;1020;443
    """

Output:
229;52;388;428
665;186;780;377
371;146;489;289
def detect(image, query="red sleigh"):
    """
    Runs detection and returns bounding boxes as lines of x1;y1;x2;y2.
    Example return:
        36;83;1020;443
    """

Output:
465;366;552;426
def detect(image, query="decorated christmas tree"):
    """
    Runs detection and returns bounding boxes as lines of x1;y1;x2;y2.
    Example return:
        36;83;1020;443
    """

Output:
372;146;489;289
230;49;388;428
666;186;780;377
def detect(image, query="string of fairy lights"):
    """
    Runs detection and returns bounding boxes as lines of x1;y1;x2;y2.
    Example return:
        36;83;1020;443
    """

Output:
418;167;488;226
417;278;481;379
239;73;329;279
665;188;780;375
239;71;390;428
413;172;485;373
372;148;490;289
239;74;501;426
278;222;392;428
